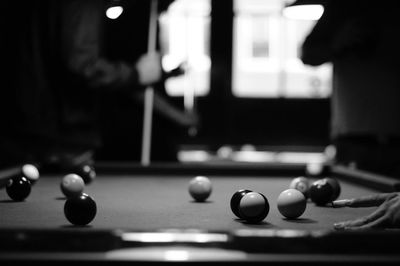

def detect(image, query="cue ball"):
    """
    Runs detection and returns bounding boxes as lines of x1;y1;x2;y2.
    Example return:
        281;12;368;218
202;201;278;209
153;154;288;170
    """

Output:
238;192;269;223
309;179;334;206
277;189;307;219
289;176;310;198
188;176;212;202
73;165;96;184
305;162;323;176
64;193;97;226
21;164;40;185
324;177;341;201
230;189;252;219
6;176;31;201
60;174;85;198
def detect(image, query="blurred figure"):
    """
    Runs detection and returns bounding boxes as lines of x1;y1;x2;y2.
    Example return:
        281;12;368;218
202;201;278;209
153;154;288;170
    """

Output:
97;0;198;162
301;0;400;229
301;0;400;177
0;0;196;169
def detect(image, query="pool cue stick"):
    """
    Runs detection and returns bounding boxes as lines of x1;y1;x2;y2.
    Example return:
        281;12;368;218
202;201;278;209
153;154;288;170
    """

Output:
183;12;197;137
0;163;40;188
183;62;197;137
141;0;158;166
0;166;22;189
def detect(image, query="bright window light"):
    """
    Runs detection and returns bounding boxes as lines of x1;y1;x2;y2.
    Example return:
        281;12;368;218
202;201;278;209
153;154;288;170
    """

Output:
232;0;331;98
106;6;124;20
283;5;324;20
160;0;211;97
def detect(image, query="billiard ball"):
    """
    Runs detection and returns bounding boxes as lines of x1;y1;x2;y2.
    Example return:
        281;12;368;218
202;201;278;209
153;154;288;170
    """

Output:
216;145;233;159
238;192;269;223
324;145;336;162
60;174;85;198
188;176;212;202
230;189;252;219
21;164;40;185
64;193;97;226
289;176;310;198
309;179;334;206
73;164;96;184
277;189;307;219
324;177;341;201
6;176;31;201
305;162;324;176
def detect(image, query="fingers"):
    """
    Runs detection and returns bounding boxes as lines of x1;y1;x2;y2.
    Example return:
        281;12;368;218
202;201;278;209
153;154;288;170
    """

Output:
333;195;400;230
332;193;398;208
334;205;387;230
336;216;389;231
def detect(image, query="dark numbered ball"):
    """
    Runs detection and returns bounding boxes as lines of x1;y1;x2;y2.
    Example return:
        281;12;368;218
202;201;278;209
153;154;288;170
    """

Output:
6;176;31;201
188;176;212;202
64;193;97;226
230;189;252;219
309;179;334;206
60;174;85;198
324;177;341;201
73;165;96;184
238;192;269;223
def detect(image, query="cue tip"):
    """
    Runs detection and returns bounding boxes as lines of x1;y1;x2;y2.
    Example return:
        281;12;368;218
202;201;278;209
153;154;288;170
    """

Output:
331;199;352;208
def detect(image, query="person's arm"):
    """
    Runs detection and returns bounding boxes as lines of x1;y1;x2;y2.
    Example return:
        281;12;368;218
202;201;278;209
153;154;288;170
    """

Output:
133;90;199;128
300;1;337;66
332;193;400;230
301;0;379;66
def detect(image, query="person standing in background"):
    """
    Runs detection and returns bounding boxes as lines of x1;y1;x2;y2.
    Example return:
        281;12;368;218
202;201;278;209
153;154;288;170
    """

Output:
0;0;196;168
301;0;400;229
97;0;198;162
301;0;400;178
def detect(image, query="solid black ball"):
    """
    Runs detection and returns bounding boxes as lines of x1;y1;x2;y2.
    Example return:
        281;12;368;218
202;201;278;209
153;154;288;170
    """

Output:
6;176;31;201
230;189;252;219
64;193;97;226
309;179;334;206
324;177;341;201
73;165;96;184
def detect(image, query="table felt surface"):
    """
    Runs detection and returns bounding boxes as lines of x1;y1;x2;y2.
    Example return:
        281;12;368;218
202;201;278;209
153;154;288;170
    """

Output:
0;174;380;231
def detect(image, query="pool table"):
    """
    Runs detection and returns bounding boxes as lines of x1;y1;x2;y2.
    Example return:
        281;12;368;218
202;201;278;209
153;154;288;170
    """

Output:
1;162;400;265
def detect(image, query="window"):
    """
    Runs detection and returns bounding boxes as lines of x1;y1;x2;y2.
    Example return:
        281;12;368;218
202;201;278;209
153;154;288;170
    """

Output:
159;0;211;102
232;0;332;98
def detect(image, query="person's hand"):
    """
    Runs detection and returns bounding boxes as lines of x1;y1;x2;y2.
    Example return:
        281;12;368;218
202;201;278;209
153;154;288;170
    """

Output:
178;110;200;128
333;193;400;230
163;62;187;80
136;52;162;86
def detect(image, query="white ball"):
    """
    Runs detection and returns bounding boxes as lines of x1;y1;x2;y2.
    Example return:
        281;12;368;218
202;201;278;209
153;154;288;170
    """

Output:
306;162;323;176
22;164;40;183
277;189;307;219
188;176;212;202
217;146;233;159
